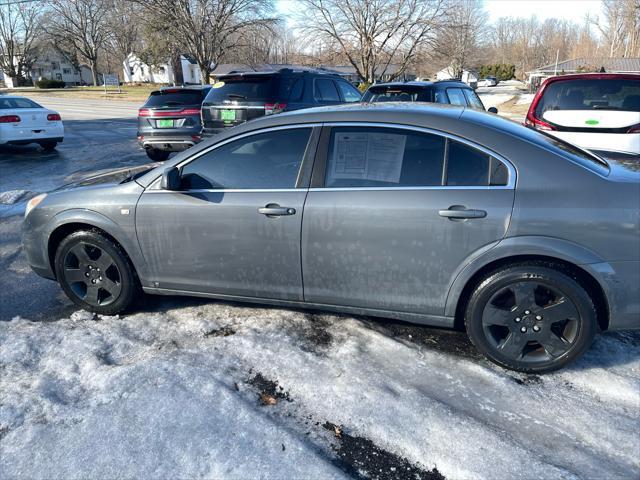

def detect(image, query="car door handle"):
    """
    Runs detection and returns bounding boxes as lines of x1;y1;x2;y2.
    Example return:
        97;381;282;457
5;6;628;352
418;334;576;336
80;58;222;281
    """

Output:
438;206;487;219
258;204;296;217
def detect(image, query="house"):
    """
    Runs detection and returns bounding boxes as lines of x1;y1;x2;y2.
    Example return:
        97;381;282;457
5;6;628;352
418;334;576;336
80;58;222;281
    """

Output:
28;49;92;86
526;57;640;88
123;54;204;85
436;66;478;88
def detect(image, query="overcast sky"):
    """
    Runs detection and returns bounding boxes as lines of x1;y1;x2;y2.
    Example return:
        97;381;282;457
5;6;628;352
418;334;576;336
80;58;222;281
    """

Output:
276;0;604;25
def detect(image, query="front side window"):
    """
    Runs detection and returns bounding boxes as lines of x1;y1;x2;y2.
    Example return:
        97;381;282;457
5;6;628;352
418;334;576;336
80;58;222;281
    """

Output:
336;81;362;102
446;88;467;106
180;128;312;190
325;127;445;187
314;79;340;102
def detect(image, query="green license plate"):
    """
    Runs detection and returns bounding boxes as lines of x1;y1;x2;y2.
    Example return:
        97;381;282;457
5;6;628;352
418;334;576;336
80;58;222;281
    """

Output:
157;119;174;128
220;109;236;122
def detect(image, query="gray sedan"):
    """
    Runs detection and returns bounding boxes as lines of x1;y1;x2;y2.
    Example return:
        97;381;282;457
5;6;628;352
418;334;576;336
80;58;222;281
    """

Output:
22;103;640;373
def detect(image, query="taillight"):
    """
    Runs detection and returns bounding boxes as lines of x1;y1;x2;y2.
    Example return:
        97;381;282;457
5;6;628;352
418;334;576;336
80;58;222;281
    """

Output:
138;108;200;117
524;111;556;131
180;108;201;115
265;103;286;115
627;123;640;133
0;115;20;123
138;108;150;117
47;113;61;121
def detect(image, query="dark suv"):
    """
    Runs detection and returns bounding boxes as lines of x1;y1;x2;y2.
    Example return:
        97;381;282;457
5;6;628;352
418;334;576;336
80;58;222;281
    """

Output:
201;68;362;135
137;85;211;161
362;80;497;112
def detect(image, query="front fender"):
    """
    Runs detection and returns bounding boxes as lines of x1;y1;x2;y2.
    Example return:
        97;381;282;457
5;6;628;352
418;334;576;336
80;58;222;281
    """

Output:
444;235;606;318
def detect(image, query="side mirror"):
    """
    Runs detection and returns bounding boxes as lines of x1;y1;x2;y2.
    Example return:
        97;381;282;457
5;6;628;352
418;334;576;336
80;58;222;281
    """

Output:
161;166;181;190
488;107;498;114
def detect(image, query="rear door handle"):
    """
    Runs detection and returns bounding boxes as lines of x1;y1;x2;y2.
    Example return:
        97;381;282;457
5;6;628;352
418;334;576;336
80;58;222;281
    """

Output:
258;204;296;217
438;206;487;219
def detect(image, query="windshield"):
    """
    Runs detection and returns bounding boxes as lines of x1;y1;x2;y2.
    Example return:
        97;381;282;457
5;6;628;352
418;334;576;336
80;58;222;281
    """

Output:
144;90;205;108
536;78;640;114
362;86;431;103
204;75;281;102
0;97;43;109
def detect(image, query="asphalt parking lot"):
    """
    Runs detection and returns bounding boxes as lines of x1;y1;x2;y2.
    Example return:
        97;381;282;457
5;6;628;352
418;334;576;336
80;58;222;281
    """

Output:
1;96;639;480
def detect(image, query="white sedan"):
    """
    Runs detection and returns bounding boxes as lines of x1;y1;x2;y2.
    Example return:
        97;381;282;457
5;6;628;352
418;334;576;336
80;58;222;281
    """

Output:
0;96;64;150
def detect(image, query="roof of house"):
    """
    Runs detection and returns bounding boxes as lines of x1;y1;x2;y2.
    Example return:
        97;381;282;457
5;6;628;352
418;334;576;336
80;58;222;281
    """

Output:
531;57;640;73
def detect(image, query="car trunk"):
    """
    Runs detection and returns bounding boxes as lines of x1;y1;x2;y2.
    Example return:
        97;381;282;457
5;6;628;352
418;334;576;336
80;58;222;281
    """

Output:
11;108;51;128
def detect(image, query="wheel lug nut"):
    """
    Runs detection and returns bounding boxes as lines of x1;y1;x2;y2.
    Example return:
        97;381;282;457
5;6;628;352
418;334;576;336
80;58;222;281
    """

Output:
91;279;96;284
99;276;102;281
85;273;90;277
524;310;531;315
515;317;521;323
535;315;542;320
533;325;540;332
520;326;527;333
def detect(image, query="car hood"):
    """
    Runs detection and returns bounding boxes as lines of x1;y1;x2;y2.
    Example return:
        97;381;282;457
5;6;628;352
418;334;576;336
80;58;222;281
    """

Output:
54;162;164;192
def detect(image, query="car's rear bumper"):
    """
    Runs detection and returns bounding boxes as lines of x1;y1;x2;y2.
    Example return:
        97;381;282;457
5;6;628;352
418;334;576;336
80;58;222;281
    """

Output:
139;137;198;152
4;136;63;146
548;131;640;155
0;122;64;145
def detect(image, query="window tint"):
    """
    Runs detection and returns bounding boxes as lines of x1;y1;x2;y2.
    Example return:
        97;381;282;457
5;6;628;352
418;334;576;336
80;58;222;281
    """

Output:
536;78;640;113
180;128;311;190
144;90;204;107
325;127;445;187
489;157;509;185
446;88;467;106
286;78;304;101
204;76;279;102
463;89;485;110
337;81;362;102
434;90;448;104
0;97;43;109
447;140;490;185
314;79;340;102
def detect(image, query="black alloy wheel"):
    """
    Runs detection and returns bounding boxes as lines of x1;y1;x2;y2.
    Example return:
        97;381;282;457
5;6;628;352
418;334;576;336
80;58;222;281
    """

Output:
466;264;597;373
55;230;139;314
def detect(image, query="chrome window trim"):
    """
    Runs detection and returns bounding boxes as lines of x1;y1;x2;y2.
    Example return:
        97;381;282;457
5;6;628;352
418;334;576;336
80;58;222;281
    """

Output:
320;122;517;189
147;121;516;192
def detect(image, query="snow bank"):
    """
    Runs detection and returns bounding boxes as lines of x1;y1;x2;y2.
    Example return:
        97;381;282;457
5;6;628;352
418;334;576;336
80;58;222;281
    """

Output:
1;304;638;479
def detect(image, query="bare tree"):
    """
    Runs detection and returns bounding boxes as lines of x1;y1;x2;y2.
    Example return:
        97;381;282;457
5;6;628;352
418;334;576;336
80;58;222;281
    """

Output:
107;0;142;65
296;0;446;84
47;0;112;86
133;0;276;84
593;0;640;57
0;0;42;86
433;0;488;78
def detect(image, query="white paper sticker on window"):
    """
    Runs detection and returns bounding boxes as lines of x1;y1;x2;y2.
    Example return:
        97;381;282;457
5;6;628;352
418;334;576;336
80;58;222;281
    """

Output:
330;132;405;184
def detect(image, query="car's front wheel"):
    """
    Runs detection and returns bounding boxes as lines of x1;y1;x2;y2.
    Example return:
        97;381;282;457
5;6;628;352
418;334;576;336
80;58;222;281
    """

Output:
465;264;597;373
145;148;170;161
54;230;139;315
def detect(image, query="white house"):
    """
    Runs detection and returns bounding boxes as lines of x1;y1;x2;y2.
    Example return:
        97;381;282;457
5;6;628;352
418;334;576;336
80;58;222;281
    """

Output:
123;53;204;85
436;66;478;87
28;49;92;86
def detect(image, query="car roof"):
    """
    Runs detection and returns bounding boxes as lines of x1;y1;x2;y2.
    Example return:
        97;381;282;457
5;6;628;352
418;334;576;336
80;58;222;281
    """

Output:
158;85;210;91
367;80;470;89
542;73;640;85
217;68;343;79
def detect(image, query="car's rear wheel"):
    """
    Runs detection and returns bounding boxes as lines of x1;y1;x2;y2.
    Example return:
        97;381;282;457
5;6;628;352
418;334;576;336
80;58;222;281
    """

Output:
40;141;57;151
54;230;139;315
145;148;170;161
465;264;597;373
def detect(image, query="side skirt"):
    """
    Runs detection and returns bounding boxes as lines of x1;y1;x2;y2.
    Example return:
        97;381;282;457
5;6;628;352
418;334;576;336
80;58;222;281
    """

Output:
143;287;456;329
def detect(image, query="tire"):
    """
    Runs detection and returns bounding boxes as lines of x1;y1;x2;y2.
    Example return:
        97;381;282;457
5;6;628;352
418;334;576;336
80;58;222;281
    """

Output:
465;263;597;373
54;230;140;315
145;148;170;161
40;141;57;151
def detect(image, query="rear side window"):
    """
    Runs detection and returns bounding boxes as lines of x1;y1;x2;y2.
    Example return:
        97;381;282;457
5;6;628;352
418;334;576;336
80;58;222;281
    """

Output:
325;127;445;187
181;128;312;190
0;97;43;109
314;79;341;102
447;141;490;185
283;78;304;101
463;89;485;110
336;81;362;102
446;88;467;106
536;78;640;113
204;76;279;102
144;90;204;107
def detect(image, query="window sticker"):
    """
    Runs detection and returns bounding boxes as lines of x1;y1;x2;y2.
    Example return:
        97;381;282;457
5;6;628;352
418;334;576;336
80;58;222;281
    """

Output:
331;132;406;184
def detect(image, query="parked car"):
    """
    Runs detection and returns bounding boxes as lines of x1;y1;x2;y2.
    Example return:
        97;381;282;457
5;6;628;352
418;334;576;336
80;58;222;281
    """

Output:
525;73;640;154
477;76;498;87
201;68;362;135
137;85;211;161
362;81;498;113
0;96;63;150
23;103;639;373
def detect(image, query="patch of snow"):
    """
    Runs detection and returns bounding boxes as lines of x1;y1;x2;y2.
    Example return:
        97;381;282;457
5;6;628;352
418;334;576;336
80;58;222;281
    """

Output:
517;93;534;105
477;93;515;109
1;305;638;479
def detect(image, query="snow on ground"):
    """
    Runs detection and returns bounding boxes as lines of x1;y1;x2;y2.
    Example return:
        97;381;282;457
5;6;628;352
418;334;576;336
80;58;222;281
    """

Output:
1;301;638;480
517;93;535;105
477;93;515;109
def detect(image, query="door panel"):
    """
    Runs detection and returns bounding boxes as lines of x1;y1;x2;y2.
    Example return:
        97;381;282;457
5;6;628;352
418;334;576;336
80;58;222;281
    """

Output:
302;189;513;314
136;190;306;300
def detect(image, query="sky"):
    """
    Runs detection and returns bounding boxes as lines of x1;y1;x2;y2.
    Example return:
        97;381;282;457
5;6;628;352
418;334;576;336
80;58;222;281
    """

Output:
276;0;604;25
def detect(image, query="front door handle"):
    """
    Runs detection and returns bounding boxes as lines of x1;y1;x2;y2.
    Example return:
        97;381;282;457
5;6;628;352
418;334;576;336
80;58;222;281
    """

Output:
438;206;487;219
258;204;296;217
